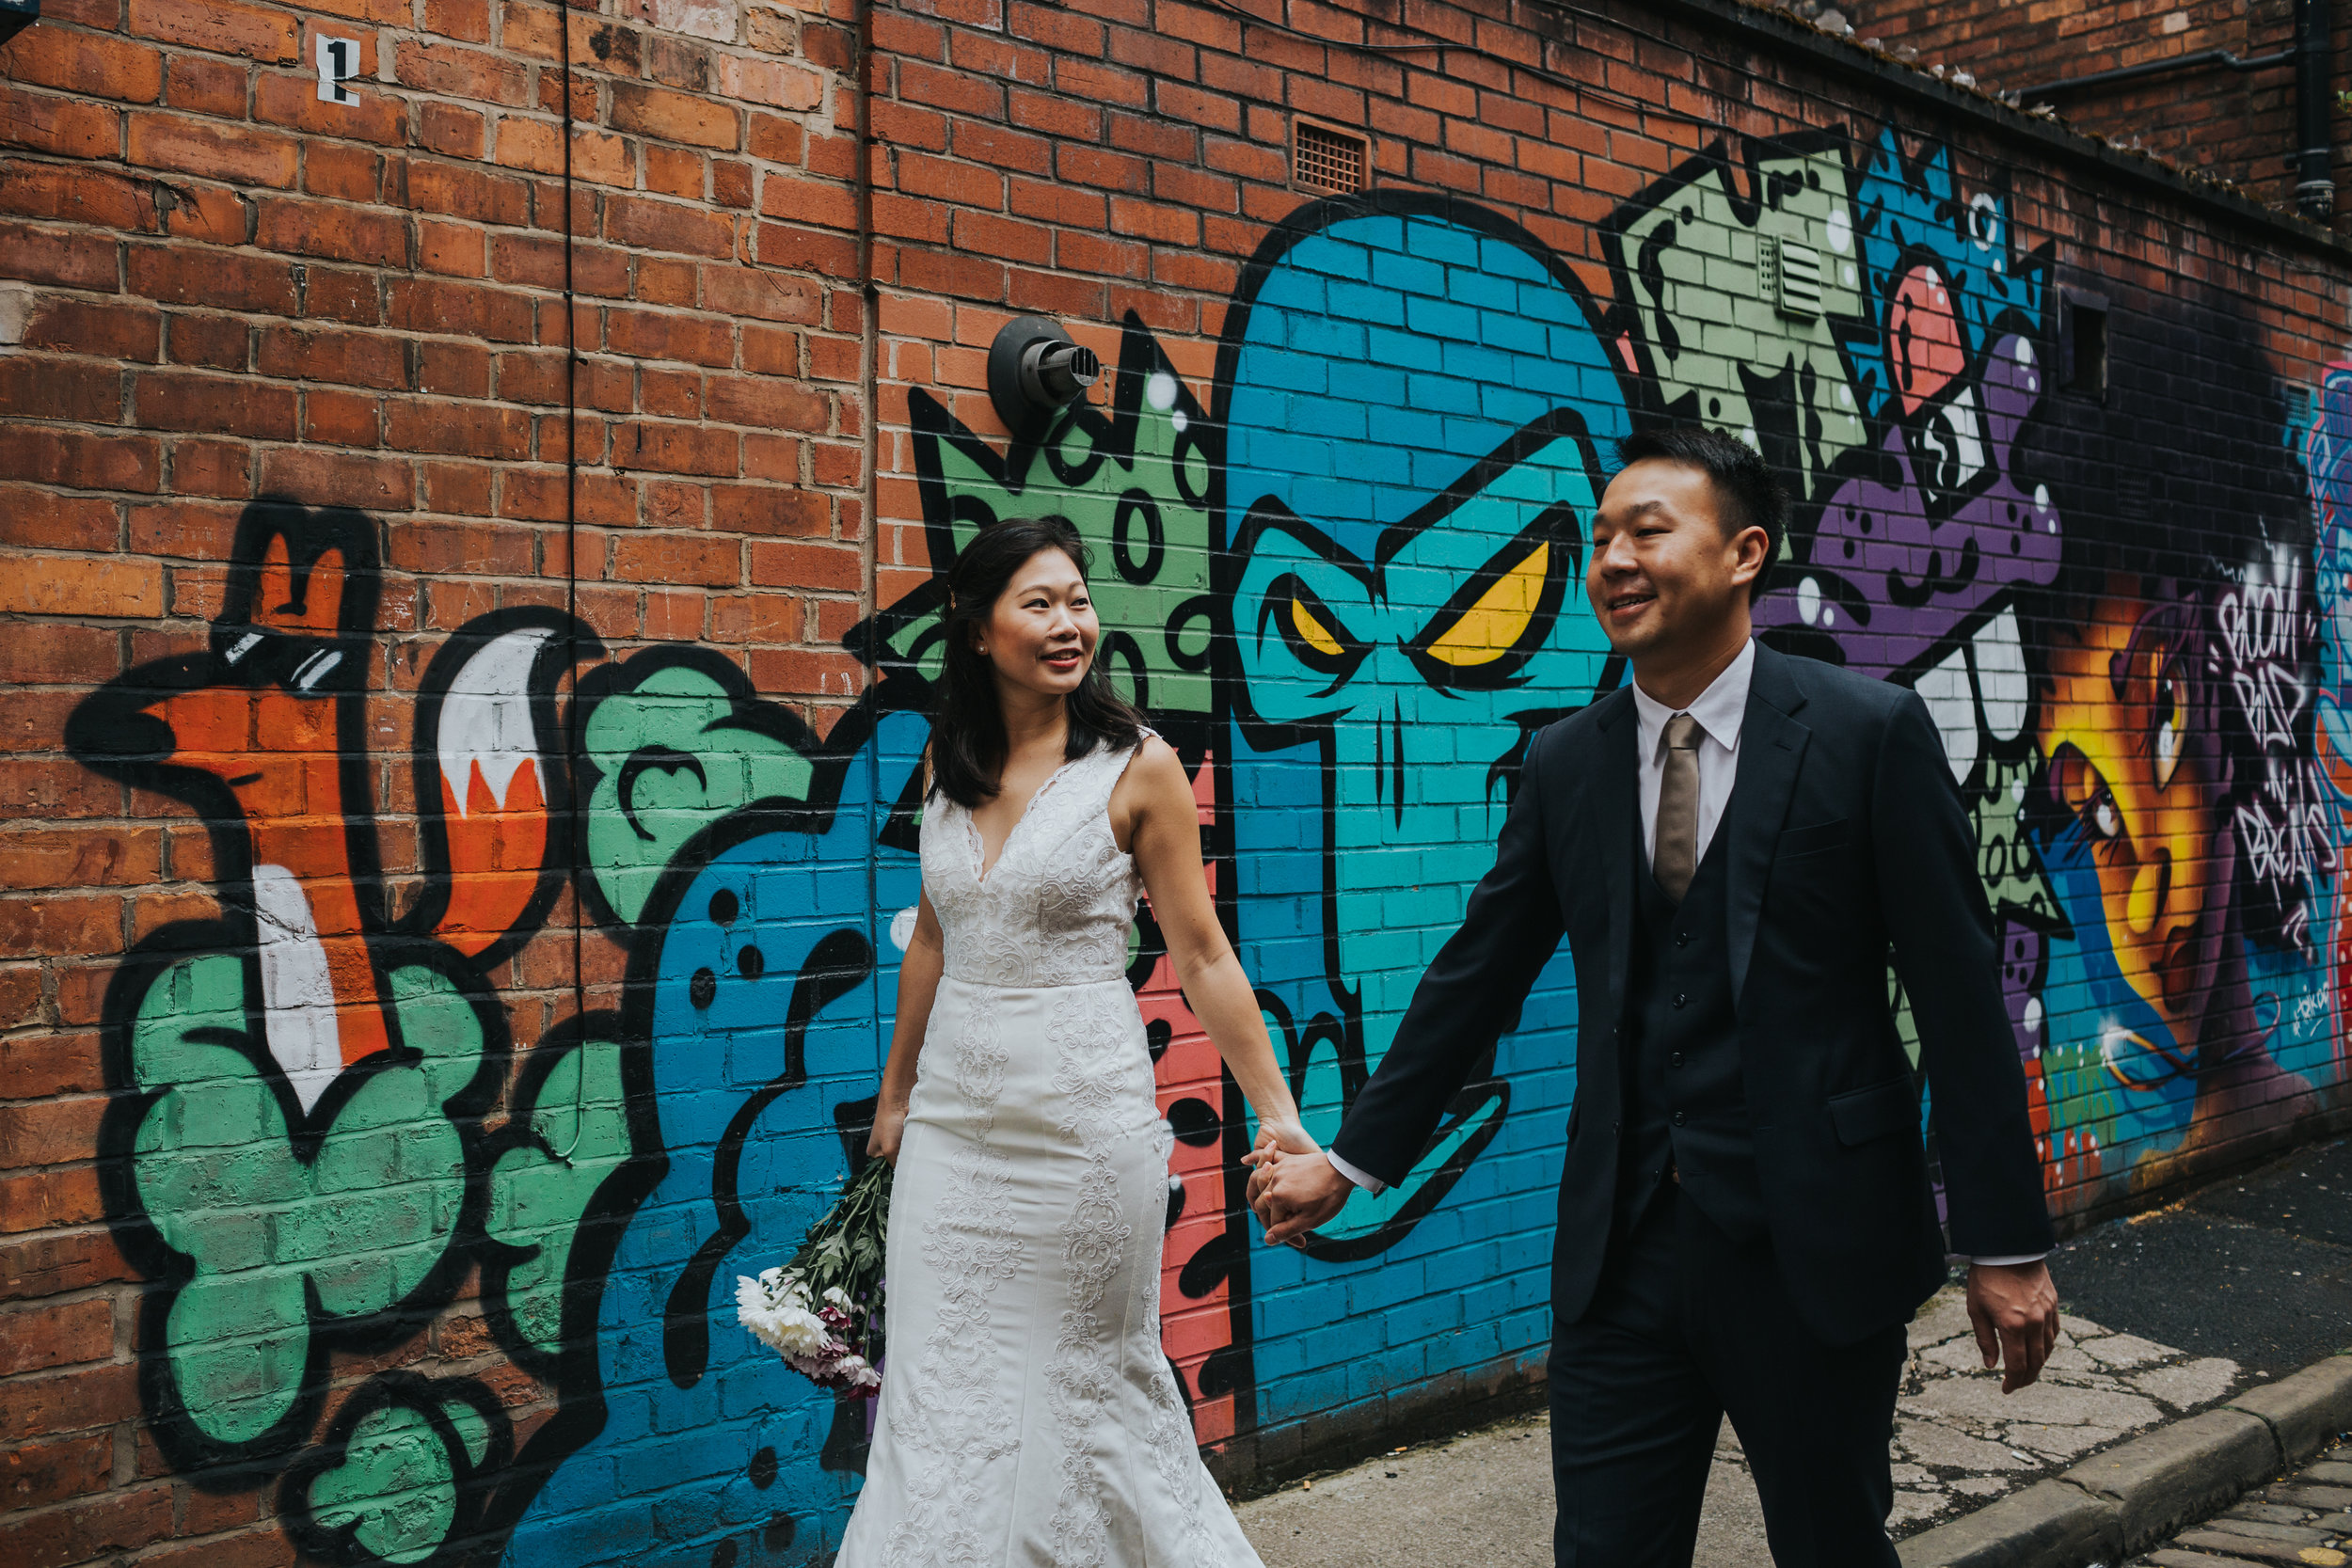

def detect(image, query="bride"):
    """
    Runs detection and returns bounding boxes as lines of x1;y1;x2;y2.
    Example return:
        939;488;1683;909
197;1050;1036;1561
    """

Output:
835;515;1313;1564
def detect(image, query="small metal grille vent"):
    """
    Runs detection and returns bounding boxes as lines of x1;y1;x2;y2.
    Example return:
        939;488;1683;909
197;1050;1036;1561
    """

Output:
1295;121;1367;194
1760;235;1824;318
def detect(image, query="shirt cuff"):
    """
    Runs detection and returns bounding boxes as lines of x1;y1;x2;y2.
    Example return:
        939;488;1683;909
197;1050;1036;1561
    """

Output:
1966;1253;2047;1267
1325;1148;1387;1196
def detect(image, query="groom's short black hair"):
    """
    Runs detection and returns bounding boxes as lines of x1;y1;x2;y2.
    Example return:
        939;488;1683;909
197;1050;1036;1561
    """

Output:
1615;426;1788;601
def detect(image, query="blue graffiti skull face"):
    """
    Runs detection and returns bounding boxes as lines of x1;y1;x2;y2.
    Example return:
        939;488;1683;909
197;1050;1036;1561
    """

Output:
1222;203;1629;1249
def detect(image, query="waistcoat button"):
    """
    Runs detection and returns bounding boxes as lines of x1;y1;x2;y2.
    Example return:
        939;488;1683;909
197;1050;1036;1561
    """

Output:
1671;1110;1687;1127
1669;1052;1684;1069
1676;932;1691;946
1672;993;1689;1008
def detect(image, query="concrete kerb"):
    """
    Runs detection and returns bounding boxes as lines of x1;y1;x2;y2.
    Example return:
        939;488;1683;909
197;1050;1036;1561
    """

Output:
2059;1409;2277;1548
1898;1353;2352;1568
2225;1354;2352;1465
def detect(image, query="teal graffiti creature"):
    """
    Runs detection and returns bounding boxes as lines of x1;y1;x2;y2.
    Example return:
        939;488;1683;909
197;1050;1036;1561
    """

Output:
1217;195;1632;1272
485;650;929;1568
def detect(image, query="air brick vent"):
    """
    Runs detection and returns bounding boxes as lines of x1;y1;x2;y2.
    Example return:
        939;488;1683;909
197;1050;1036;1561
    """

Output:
1761;235;1825;318
1295;120;1368;194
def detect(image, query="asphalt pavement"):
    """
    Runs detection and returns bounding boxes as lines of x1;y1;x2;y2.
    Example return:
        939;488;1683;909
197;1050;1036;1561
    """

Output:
2049;1133;2352;1379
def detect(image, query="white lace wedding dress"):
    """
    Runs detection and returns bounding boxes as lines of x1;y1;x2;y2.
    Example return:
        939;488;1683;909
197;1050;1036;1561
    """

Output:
834;736;1264;1567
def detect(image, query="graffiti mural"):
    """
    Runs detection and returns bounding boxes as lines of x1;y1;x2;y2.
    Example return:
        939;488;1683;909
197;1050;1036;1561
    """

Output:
68;126;2351;1568
1606;130;2074;1180
2022;295;2332;1176
1213;191;1628;1420
70;499;585;1558
490;650;926;1568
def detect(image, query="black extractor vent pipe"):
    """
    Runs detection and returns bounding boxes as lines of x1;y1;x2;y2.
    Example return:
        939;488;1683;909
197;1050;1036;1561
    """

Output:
2295;0;2336;221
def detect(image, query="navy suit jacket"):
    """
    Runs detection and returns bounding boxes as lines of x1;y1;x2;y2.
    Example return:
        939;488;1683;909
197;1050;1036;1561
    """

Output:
1329;641;2054;1345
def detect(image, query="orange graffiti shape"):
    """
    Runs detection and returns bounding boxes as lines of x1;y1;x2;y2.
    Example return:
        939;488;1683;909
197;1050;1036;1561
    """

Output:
437;756;548;958
142;675;391;1069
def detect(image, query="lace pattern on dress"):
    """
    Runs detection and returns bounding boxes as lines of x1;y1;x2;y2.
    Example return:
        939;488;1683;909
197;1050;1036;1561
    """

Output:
853;732;1240;1567
876;990;1022;1565
927;738;1148;990
1141;1116;1218;1567
1042;983;1136;1565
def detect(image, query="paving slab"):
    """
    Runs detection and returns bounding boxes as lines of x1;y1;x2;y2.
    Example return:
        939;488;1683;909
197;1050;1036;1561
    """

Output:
1239;1291;2246;1563
1232;1411;1773;1568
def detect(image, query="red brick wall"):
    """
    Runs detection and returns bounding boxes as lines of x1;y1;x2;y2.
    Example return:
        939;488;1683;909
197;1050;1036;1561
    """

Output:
1839;0;2352;225
5;0;2352;1561
1;0;865;1559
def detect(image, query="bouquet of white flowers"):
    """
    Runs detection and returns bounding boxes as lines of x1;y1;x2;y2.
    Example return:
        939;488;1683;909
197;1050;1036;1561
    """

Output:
734;1157;889;1395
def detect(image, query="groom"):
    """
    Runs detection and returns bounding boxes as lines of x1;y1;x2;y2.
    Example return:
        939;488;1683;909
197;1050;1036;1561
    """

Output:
1248;427;2058;1565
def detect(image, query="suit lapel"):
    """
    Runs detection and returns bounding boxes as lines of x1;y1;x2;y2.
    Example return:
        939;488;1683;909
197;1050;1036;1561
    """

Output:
1590;687;1638;1013
1725;643;1811;1007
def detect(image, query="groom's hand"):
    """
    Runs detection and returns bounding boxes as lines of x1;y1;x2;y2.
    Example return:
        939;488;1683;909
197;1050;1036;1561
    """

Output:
1250;1151;1355;1245
1966;1259;2060;1394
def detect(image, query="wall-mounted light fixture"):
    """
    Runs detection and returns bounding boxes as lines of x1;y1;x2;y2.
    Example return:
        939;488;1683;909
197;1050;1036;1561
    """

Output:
987;316;1101;436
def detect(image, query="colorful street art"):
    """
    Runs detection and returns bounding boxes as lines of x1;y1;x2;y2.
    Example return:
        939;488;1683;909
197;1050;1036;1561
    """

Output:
68;126;2352;1566
1216;193;1625;1424
69;500;585;1557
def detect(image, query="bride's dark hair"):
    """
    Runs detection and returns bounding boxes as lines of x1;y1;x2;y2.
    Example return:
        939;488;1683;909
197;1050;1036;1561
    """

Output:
930;515;1145;808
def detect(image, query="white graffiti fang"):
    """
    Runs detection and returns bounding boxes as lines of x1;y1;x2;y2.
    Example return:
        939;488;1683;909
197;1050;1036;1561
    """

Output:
1915;646;1979;784
437;627;555;816
1974;605;2029;741
252;863;343;1114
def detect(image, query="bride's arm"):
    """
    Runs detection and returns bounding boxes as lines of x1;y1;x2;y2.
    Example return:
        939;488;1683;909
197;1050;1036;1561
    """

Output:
869;891;944;1165
1121;736;1313;1154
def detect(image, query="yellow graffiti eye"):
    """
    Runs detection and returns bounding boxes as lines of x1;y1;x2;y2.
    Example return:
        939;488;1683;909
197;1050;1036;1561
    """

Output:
1262;574;1365;682
1423;543;1549;667
1289;594;1345;657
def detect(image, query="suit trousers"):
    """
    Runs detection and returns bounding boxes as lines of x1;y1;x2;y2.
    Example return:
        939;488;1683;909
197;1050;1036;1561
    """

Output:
1548;1184;1906;1568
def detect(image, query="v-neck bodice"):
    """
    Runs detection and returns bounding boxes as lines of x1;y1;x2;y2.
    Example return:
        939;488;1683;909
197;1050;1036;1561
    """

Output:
921;736;1148;987
967;754;1082;886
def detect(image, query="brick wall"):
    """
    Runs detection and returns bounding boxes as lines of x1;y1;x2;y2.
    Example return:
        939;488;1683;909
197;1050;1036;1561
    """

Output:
5;0;2352;1561
1836;0;2352;226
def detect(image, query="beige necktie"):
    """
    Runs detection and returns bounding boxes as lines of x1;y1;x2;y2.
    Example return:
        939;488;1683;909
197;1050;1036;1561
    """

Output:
1654;712;1702;902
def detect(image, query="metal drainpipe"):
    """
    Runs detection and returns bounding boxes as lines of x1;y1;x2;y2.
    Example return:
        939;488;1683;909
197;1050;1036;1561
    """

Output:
2296;0;2337;221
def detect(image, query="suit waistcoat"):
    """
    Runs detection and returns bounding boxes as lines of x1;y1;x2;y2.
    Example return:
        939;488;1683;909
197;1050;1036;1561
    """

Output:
1617;807;1766;1243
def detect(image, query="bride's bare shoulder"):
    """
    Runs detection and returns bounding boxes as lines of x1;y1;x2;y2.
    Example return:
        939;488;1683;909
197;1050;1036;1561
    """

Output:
1123;730;1187;789
1109;731;1191;846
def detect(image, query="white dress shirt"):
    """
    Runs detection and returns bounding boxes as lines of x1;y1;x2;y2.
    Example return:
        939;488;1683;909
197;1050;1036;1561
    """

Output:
1321;641;2040;1265
1631;639;1754;869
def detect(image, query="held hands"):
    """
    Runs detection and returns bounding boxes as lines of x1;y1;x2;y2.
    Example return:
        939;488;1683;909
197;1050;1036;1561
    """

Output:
1966;1259;2061;1393
1243;1121;1355;1245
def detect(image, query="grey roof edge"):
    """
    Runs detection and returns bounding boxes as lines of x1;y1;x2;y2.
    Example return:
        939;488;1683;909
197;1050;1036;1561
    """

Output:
1609;0;2352;267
